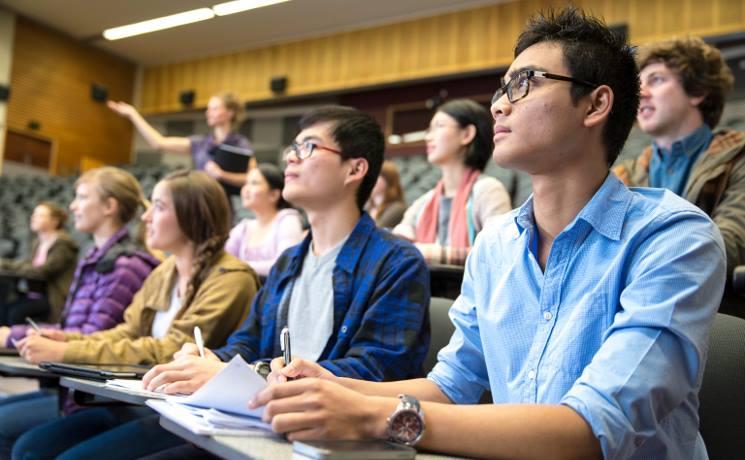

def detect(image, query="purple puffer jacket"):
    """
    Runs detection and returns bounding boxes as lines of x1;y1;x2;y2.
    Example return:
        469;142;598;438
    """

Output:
7;227;159;346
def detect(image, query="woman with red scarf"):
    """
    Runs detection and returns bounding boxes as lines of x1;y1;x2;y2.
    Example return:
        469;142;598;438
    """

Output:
394;99;511;265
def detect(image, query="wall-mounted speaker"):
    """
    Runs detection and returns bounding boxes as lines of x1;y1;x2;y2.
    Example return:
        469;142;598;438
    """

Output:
180;90;195;106
27;120;40;130
270;76;287;94
91;83;108;102
0;84;9;102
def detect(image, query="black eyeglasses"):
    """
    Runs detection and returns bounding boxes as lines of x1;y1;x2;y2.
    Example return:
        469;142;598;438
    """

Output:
492;70;599;105
283;141;343;160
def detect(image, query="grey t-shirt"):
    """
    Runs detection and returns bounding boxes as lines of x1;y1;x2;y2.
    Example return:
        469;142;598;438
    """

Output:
284;237;347;361
437;196;453;246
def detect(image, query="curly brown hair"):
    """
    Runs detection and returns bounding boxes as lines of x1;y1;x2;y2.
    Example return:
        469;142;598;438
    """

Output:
161;170;231;310
638;36;734;128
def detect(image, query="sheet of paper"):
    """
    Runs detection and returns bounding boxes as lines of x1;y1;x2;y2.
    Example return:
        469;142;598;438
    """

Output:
106;378;170;400
147;399;272;436
168;354;266;418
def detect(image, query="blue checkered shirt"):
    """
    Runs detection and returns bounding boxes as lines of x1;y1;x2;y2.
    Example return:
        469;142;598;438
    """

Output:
214;213;431;381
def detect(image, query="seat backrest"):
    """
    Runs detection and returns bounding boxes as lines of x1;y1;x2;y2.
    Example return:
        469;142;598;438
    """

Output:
423;297;456;375
698;313;745;459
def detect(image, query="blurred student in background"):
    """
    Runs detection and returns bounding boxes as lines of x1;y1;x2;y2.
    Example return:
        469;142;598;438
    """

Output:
365;160;407;228
394;99;511;265
0;202;78;326
225;163;304;276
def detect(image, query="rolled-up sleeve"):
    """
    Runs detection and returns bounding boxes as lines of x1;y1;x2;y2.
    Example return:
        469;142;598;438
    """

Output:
428;234;490;404
561;210;726;459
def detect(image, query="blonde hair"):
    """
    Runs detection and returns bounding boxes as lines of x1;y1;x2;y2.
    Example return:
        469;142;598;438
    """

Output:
75;167;148;243
213;91;244;129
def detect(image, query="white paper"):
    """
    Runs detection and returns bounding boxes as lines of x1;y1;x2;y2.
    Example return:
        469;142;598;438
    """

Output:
146;399;272;436
168;354;266;418
105;379;170;400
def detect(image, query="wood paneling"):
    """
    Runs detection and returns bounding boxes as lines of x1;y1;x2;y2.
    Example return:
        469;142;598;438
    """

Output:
139;0;745;115
6;17;136;175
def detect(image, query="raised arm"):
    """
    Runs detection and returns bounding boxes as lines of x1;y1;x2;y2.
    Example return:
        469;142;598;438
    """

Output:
107;101;190;154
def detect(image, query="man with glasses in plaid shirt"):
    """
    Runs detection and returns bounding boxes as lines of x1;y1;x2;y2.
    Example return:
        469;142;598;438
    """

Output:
99;106;431;459
255;8;725;459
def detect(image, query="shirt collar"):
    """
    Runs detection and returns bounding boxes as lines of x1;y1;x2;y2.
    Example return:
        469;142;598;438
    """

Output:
283;212;375;279
652;123;713;161
513;174;632;242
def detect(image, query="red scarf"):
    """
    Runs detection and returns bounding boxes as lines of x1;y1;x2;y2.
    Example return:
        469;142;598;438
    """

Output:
415;168;479;248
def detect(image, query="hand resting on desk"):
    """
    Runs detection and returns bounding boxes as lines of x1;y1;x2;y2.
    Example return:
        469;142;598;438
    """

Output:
143;354;227;395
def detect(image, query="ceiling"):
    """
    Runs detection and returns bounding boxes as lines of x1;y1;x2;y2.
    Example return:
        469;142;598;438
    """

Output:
0;0;504;65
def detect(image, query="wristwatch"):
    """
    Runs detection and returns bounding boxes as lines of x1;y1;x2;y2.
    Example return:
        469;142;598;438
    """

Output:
387;394;425;446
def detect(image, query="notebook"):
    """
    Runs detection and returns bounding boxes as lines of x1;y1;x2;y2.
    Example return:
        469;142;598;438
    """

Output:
38;362;150;381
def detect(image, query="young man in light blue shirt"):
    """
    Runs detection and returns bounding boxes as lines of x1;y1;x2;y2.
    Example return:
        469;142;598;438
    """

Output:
252;8;726;459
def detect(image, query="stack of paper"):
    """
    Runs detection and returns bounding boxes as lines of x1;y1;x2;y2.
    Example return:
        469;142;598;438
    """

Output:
106;379;169;399
145;355;273;436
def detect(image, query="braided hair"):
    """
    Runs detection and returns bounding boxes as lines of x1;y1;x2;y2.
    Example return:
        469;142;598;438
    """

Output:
160;170;231;310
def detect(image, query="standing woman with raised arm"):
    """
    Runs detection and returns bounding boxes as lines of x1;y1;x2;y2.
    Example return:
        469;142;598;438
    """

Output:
10;170;259;460
107;92;254;198
0;167;159;458
393;99;512;265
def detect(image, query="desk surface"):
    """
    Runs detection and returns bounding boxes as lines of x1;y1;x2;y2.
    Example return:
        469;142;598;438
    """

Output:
159;416;462;460
59;377;153;405
0;355;53;378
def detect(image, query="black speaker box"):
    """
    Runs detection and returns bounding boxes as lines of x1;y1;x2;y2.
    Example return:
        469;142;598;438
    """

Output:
270;76;287;94
91;83;108;102
180;90;195;106
0;84;9;102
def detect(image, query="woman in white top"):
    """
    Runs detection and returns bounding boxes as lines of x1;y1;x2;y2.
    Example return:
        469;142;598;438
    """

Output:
225;163;305;276
394;99;511;265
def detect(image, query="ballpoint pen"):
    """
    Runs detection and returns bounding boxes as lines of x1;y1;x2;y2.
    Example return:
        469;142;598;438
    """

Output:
194;326;205;359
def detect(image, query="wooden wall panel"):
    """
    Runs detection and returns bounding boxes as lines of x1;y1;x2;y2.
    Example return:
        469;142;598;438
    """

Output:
6;17;136;175
139;0;745;115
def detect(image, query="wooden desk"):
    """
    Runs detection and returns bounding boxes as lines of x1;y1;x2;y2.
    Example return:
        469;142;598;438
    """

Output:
159;416;462;460
59;377;153;406
0;355;52;379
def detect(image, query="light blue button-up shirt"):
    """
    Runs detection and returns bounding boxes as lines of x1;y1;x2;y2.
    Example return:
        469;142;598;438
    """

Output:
428;174;726;459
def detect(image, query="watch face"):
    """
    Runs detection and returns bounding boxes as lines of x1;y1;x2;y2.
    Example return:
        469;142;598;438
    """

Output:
390;409;423;444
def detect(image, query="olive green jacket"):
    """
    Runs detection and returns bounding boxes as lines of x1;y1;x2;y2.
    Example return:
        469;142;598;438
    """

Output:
63;251;258;365
0;233;78;322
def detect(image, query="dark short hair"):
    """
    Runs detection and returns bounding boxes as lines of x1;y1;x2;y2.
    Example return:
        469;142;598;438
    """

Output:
256;163;291;210
298;106;384;210
514;7;640;166
437;99;494;171
638;37;734;129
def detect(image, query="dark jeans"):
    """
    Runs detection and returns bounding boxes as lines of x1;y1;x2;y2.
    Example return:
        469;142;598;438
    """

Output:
0;390;59;459
0;297;50;326
12;407;184;460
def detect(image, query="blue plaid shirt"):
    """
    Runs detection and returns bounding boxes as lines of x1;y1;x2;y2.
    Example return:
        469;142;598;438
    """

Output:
214;213;431;381
429;174;725;459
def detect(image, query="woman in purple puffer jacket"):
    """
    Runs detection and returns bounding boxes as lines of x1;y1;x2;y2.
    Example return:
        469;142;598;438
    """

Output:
0;166;159;458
